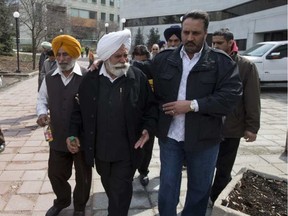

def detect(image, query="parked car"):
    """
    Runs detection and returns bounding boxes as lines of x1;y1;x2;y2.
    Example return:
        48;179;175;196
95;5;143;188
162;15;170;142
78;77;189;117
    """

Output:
242;41;287;83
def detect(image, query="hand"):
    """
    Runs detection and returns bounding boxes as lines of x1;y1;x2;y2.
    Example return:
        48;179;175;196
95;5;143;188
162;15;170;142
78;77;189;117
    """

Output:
66;136;80;154
36;114;49;127
134;129;149;149
244;131;257;142
89;59;103;71
162;100;191;116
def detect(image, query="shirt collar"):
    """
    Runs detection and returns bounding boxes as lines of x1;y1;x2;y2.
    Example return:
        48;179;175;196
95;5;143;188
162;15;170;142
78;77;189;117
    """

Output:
52;62;83;76
180;45;203;59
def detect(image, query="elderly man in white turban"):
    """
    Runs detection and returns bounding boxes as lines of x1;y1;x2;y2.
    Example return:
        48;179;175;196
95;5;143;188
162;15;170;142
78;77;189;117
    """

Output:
67;29;157;216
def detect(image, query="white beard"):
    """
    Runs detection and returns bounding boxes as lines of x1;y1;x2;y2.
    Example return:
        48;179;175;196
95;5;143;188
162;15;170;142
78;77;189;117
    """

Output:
105;60;130;77
57;59;76;72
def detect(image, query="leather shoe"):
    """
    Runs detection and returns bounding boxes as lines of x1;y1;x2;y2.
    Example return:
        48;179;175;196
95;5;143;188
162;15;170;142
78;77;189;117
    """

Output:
0;143;5;153
74;211;85;216
139;174;149;186
45;205;65;216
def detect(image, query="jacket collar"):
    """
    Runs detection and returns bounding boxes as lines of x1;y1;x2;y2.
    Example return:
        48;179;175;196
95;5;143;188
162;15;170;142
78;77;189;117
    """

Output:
167;42;209;64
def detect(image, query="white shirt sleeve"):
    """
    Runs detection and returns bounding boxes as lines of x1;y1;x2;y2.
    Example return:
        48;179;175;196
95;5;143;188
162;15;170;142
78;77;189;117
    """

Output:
36;78;49;117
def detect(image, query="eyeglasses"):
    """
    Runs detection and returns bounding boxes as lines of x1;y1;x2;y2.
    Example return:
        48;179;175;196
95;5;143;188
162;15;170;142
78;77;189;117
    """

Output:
152;49;159;50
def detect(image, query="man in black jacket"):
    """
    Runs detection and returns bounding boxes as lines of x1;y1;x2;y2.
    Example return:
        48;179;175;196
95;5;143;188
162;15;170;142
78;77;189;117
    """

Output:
131;44;155;187
152;10;242;216
67;29;157;216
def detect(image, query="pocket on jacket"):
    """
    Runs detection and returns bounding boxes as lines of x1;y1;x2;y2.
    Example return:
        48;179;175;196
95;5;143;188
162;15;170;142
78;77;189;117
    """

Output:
198;73;217;94
156;70;177;98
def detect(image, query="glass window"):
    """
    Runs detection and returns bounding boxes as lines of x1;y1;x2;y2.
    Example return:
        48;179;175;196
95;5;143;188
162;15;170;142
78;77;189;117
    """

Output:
270;45;287;58
70;8;79;17
242;44;275;57
110;0;114;6
236;39;247;51
109;14;114;21
89;11;97;19
101;0;105;5
79;10;89;19
92;0;96;3
101;12;106;21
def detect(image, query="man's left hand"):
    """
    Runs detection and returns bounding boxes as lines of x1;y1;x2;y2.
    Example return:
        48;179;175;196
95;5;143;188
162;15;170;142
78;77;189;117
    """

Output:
162;100;191;116
244;130;257;142
134;129;149;149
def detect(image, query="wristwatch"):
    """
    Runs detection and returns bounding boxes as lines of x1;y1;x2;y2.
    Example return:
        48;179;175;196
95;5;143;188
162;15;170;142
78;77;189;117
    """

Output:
190;100;195;112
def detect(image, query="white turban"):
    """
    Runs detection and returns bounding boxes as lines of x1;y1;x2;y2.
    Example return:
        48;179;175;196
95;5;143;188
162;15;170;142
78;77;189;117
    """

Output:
96;29;131;61
41;41;52;49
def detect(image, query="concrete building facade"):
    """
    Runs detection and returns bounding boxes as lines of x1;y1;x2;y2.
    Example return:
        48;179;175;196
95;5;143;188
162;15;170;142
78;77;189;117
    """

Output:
120;0;287;50
57;0;121;44
11;0;121;48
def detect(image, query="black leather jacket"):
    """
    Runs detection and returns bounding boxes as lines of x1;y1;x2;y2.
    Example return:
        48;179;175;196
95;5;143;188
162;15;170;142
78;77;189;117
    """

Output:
152;43;242;151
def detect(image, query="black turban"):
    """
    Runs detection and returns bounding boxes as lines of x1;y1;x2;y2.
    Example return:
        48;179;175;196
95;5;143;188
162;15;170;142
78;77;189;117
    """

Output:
164;25;181;42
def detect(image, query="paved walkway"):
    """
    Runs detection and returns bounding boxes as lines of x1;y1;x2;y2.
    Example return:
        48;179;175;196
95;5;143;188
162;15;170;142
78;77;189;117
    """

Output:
0;73;287;216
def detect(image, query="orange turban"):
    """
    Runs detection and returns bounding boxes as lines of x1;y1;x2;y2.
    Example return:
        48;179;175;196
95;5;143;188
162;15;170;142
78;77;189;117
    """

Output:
52;35;81;58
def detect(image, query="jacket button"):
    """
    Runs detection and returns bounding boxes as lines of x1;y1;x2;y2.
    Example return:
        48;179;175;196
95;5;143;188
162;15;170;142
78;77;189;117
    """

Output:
90;131;94;135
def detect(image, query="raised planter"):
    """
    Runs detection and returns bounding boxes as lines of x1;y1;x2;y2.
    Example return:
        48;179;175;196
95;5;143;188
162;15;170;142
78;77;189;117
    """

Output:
211;168;287;216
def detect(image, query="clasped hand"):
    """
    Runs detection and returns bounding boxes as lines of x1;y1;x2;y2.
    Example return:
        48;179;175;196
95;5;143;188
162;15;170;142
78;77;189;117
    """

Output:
66;136;80;154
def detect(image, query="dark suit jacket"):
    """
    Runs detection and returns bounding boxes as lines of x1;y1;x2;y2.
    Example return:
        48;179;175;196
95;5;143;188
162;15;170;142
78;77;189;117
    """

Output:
69;64;157;167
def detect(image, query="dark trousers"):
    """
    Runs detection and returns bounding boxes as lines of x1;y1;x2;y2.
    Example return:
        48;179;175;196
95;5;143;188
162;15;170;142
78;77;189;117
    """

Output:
48;148;92;211
210;137;241;202
138;136;155;175
95;157;136;216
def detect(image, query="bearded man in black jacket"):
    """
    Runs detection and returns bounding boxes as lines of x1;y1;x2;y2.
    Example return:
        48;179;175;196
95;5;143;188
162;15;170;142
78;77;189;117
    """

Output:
67;29;157;216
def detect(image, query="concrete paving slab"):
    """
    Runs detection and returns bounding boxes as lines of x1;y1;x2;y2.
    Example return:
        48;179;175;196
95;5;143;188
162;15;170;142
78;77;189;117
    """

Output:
0;66;286;215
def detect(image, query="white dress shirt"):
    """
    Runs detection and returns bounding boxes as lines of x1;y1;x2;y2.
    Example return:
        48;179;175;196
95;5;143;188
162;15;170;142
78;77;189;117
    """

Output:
36;62;83;117
167;46;202;142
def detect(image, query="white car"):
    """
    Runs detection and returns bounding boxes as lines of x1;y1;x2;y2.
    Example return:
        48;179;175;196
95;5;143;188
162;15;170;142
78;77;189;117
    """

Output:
242;41;287;83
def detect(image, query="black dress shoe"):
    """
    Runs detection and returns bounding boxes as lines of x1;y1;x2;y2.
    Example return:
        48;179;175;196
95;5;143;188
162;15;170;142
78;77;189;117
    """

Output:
139;174;149;186
73;210;85;216
0;143;5;153
45;205;65;216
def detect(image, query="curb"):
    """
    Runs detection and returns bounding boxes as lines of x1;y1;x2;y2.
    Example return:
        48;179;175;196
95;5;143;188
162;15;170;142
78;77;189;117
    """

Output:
0;71;38;90
211;168;288;216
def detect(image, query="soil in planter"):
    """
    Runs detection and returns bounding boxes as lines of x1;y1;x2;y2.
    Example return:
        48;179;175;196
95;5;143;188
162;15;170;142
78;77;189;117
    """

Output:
221;170;287;216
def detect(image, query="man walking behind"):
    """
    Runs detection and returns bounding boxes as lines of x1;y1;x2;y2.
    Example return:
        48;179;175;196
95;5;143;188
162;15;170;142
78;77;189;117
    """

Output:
210;28;261;203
